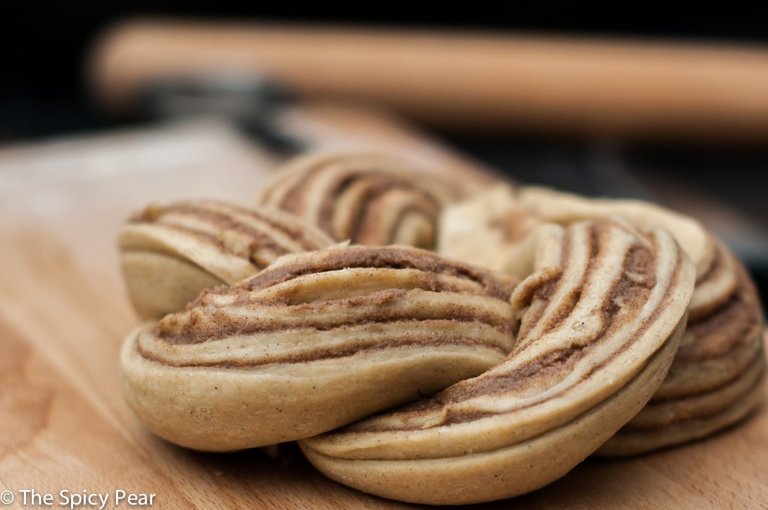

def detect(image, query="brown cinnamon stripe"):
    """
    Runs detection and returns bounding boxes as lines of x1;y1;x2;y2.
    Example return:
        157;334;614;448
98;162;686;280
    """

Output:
316;174;441;239
133;223;282;268
499;225;590;359
137;330;512;368
653;335;763;402
378;343;595;428
514;226;575;341
272;154;336;215
222;246;515;300
687;242;736;320
678;261;763;363
133;222;223;252
131;200;331;255
154;293;515;345
660;336;763;406
619;352;766;431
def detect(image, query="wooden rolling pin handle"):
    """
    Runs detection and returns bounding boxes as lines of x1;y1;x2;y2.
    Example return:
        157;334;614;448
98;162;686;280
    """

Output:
90;20;768;140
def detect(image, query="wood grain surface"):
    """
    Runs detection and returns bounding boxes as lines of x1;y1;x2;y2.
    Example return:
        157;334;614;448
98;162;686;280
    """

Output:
0;108;766;509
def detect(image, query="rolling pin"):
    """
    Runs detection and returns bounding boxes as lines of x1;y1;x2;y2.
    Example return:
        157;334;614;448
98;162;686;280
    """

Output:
90;20;768;141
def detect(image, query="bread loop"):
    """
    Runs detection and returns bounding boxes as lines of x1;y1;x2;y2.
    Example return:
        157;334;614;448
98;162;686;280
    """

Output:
256;152;462;249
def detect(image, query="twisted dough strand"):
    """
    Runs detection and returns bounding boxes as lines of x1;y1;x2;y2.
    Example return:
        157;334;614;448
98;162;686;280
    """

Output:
300;218;695;504
602;241;765;454
120;245;517;451
119;200;334;318
439;185;766;455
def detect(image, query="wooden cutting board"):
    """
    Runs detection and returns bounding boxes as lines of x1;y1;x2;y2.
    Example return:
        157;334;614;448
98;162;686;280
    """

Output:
0;105;765;509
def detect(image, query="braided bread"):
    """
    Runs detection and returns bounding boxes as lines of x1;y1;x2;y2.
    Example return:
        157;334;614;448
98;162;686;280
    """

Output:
116;154;763;504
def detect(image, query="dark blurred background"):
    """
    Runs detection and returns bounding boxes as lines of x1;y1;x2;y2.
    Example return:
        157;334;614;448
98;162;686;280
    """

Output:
3;4;768;139
2;3;768;297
